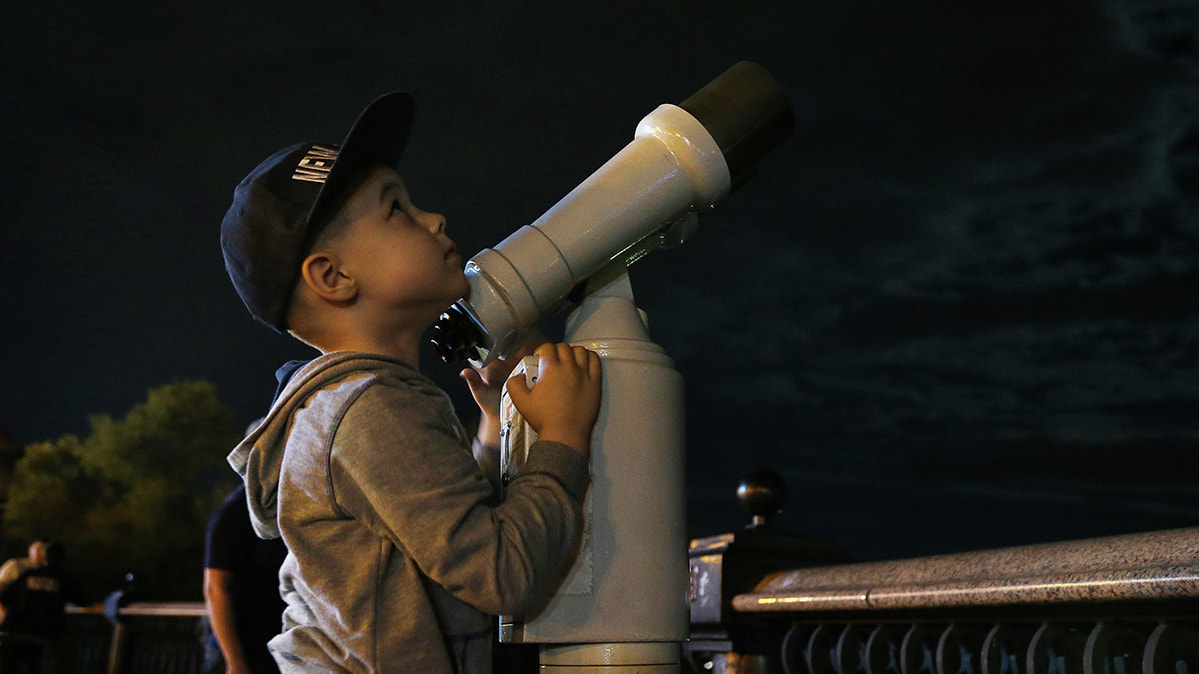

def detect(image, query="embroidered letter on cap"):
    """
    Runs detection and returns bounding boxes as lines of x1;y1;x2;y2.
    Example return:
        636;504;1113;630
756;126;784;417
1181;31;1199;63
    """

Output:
292;144;339;183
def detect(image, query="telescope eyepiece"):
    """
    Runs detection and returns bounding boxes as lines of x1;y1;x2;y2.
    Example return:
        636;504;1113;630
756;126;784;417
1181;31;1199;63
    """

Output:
430;303;487;364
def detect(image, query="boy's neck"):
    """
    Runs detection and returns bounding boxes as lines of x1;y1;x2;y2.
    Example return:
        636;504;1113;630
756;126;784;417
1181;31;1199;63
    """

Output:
296;298;445;371
319;331;424;370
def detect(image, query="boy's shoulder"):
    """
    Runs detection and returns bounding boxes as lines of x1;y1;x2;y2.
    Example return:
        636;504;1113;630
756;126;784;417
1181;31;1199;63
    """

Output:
286;352;459;433
336;366;464;437
281;354;472;477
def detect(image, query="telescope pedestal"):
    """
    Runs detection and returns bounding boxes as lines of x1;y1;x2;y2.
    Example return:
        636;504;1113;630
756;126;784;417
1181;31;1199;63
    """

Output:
501;270;688;672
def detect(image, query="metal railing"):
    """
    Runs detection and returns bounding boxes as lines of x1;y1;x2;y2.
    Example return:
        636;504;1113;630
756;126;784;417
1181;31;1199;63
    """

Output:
685;475;1199;674
60;602;208;674
45;476;1199;674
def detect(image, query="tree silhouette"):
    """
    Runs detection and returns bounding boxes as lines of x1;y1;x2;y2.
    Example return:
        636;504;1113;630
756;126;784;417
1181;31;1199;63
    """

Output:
3;381;242;600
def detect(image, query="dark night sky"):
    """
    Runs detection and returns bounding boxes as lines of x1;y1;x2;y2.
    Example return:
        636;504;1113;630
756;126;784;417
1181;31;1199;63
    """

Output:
2;1;1198;563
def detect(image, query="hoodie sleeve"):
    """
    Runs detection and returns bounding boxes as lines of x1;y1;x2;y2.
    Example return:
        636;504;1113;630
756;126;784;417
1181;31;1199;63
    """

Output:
326;380;589;616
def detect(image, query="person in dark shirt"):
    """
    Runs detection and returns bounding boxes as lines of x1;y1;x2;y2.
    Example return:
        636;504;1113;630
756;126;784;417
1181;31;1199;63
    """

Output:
0;541;85;674
204;482;288;673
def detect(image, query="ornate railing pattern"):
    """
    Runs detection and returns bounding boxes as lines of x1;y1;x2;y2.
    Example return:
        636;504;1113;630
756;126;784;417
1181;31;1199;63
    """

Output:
760;619;1199;674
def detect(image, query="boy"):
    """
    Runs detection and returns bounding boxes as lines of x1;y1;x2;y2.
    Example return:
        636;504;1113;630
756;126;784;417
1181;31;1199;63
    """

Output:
221;92;602;673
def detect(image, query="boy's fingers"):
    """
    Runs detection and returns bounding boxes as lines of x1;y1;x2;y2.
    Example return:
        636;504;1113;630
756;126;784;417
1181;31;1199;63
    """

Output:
532;342;555;362
571;345;592;369
555;343;574;363
460;368;481;392
479;356;510;382
532;343;603;379
505;369;531;401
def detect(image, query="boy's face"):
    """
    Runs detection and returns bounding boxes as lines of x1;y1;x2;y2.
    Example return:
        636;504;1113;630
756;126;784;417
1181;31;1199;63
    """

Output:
331;165;469;320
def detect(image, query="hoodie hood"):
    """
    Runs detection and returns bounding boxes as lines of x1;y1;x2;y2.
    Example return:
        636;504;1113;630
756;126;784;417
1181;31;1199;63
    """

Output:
227;351;428;539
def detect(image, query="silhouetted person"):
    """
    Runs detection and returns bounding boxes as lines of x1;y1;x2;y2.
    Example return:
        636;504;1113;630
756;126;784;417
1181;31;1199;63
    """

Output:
0;541;85;674
0;540;48;624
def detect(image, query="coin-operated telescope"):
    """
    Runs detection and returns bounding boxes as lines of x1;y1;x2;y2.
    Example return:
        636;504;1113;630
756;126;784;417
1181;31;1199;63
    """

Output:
431;61;794;673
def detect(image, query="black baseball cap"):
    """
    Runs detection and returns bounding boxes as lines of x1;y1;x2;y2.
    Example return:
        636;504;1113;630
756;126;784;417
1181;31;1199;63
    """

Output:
221;92;416;332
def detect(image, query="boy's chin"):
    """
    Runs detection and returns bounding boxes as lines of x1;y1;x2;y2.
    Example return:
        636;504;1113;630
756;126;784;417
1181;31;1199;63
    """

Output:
451;276;470;301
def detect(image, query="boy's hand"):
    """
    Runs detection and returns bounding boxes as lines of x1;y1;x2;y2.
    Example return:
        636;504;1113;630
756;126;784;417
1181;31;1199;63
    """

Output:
461;340;539;447
505;342;603;456
461;353;521;417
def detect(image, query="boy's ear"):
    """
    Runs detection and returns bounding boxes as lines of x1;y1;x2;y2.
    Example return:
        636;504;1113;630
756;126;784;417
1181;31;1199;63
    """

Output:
299;251;357;302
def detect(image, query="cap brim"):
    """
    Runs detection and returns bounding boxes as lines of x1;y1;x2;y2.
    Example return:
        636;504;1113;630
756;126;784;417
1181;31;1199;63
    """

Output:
307;91;416;230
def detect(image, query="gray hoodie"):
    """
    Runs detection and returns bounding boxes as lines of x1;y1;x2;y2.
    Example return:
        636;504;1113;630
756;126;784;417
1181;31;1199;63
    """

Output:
228;351;588;673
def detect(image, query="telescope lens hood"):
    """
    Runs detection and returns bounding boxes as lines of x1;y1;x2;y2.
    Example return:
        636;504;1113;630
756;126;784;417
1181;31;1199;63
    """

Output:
679;60;795;187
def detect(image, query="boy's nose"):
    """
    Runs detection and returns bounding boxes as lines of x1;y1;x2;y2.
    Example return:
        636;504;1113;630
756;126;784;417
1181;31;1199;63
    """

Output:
425;212;446;234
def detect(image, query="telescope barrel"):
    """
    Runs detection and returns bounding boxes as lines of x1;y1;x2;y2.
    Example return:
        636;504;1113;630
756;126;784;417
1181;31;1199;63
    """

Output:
430;61;794;366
